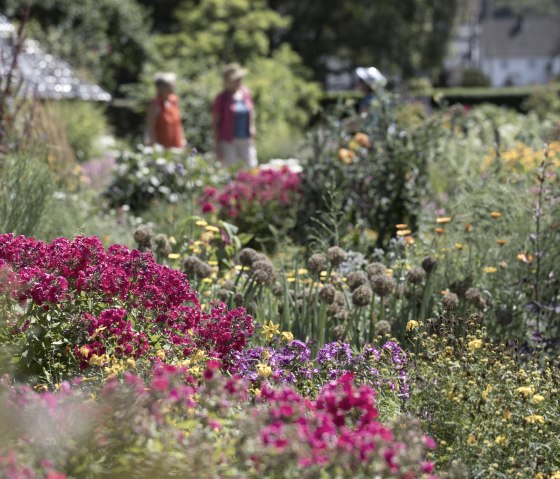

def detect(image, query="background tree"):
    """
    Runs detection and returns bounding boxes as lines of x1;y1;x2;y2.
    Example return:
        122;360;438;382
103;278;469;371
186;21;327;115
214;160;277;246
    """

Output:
130;0;320;157
1;0;151;94
267;0;458;84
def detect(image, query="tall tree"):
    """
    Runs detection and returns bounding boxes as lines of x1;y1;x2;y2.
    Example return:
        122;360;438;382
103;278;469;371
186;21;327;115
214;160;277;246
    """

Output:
268;0;459;83
1;0;151;93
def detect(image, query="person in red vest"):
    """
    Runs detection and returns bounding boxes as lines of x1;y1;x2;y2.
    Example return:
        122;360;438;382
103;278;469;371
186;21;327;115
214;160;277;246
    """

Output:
146;72;186;150
211;63;257;168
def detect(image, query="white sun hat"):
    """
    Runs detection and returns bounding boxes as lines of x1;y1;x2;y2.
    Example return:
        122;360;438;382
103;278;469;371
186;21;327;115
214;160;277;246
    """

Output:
355;66;387;89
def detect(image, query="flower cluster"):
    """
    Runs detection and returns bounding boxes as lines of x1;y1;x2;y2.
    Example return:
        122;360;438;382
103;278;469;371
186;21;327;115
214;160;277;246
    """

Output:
0;234;253;381
255;372;436;476
235;339;410;402
201;167;301;218
200;167;301;248
0;365;435;479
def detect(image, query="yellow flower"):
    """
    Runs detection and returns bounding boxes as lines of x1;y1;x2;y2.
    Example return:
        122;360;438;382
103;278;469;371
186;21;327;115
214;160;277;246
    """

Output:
338;148;356;164
436;217;452;223
168;253;180;259
467;433;477;445
79;345;91;357
126;357;136;369
481;384;492;400
516;252;534;264
495;435;507;445
531;394;545;403
404;236;415;246
502;409;512;420
256;362;273;378
496;239;508;246
490;211;502;219
483;266;497;274
168;235;177;245
297;268;309;275
516;385;535;397
282;331;294;341
395;223;408;230
396;229;412;236
205;225;220;233
524;414;545;424
353;132;371;148
406;320;419;332
454;242;464;250
156;350;166;360
195;219;208;227
208;260;219;266
550;472;560;479
467;339;483;351
262;321;280;341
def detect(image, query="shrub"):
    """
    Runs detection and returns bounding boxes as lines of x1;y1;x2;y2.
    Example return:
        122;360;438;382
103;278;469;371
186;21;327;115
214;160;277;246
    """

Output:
460;68;490;87
105;145;225;212
405;315;560;478
200;166;302;250
297;93;432;247
0;234;253;386
0;151;54;236
0;365;437;479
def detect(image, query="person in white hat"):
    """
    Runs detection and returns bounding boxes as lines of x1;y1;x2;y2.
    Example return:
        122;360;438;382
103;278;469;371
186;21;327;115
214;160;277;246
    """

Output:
355;66;387;114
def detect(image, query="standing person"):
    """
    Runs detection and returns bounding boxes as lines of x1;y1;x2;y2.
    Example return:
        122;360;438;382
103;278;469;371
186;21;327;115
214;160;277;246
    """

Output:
146;72;186;149
355;66;387;115
212;63;257;168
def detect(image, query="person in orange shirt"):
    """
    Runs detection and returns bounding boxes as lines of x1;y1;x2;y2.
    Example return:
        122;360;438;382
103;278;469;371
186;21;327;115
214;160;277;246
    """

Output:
146;72;186;150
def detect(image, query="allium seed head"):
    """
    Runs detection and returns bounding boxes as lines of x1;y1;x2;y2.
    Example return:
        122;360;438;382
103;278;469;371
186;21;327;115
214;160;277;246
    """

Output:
327;246;346;267
352;284;373;307
308;253;327;274
371;274;395;297
347;270;368;292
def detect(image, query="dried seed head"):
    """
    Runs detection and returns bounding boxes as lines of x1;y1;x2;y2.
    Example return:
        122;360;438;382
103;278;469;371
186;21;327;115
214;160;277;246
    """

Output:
327;246;346;267
352;284;373;307
239;248;258;267
133;225;153;250
407;266;426;285
318;284;336;304
421;256;437;273
233;293;244;308
308;253;327;274
153;233;172;257
371;274;395;297
347;271;368;292
365;262;386;279
442;292;459;310
374;320;391;337
271;282;283;297
334;291;346;306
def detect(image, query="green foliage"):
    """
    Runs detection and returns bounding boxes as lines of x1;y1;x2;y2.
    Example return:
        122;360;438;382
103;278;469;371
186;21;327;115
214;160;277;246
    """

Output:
269;0;458;81
460;68;491;88
3;0;151;91
522;86;560;120
0;151;54;236
105;146;226;212
297;93;431;248
128;0;320;159
47;101;109;162
405;316;560;477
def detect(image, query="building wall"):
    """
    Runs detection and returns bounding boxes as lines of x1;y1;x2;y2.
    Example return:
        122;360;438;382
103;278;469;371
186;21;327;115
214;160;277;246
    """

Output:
481;56;560;87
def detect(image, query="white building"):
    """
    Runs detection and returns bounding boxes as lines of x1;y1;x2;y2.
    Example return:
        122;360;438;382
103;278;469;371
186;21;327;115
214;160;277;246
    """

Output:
445;6;560;87
478;17;560;87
